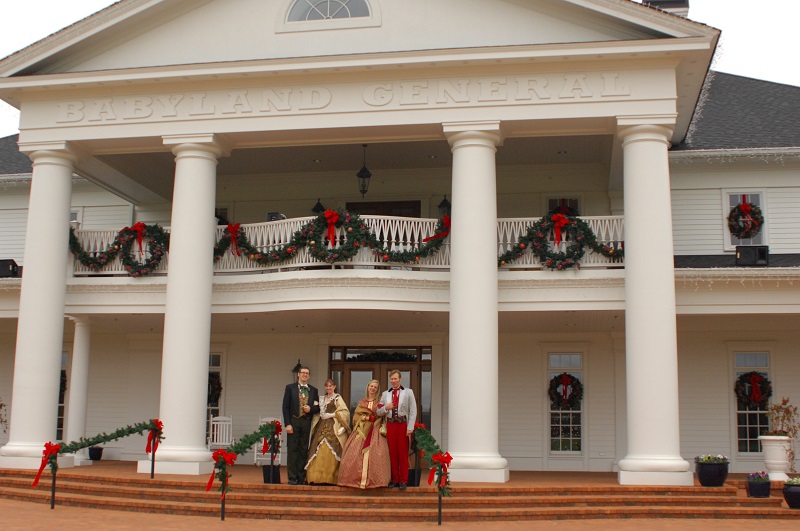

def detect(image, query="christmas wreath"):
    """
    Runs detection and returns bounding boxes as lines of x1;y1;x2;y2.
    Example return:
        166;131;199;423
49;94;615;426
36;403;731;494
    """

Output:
733;371;772;409
497;214;623;270
69;222;170;278
727;197;764;239
215;209;450;266
548;372;583;410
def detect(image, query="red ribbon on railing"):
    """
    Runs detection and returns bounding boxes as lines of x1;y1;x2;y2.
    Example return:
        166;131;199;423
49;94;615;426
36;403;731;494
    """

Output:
324;209;339;245
31;441;60;487
560;373;572;400
428;451;453;487
551;214;569;245
749;373;763;403
146;418;163;455
122;222;147;254
422;215;451;243
226;223;241;256
206;449;237;499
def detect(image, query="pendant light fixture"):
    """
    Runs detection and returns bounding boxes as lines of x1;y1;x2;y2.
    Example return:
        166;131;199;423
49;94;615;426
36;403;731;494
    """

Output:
356;144;372;198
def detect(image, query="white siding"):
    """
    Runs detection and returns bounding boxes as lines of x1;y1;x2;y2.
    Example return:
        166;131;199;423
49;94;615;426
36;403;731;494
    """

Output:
767;188;800;252
672;189;725;255
0;209;27;264
81;205;133;230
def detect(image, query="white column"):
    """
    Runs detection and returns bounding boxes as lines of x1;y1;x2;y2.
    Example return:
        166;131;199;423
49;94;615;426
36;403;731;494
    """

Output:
443;121;509;483
65;316;92;466
0;144;77;469
616;118;692;486
138;135;226;475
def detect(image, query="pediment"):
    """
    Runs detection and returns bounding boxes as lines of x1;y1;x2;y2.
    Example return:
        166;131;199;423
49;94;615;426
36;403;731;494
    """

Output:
0;0;717;77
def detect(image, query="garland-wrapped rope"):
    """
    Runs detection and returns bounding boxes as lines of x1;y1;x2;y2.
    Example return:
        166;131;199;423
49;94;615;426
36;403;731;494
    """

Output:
413;423;451;498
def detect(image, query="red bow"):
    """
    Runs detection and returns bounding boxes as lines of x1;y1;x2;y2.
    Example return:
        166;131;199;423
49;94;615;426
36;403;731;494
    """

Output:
749;374;763;403
560;373;572;400
739;195;753;232
428;451;453;487
122;222;147;254
551;214;569;245
422;215;451;243
207;449;237;499
324;209;339;245
31;442;60;487
226;223;241;256
146;418;163;455
414;422;427;430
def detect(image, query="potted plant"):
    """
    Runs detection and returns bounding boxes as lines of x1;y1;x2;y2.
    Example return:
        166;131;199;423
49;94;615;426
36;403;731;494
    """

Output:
759;396;799;481
746;470;771;498
784;477;800;509
694;454;729;487
88;445;103;461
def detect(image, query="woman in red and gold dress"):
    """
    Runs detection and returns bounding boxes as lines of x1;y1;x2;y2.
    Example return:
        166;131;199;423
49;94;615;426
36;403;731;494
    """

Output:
337;379;390;489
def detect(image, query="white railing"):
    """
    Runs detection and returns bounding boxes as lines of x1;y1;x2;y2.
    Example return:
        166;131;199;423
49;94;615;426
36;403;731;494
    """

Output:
71;215;623;276
497;216;624;269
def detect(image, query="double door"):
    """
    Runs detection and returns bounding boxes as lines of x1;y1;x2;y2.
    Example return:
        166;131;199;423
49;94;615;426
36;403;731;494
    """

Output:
335;363;421;422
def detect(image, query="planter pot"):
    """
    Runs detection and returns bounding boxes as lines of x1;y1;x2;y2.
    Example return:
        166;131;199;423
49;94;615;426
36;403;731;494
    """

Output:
261;464;281;484
783;484;800;509
759;435;791;482
88;447;103;461
747;480;771;498
695;462;729;487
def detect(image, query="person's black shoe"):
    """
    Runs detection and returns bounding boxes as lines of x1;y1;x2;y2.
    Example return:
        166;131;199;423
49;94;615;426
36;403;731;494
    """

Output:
398;483;407;490
288;479;298;485
387;482;397;488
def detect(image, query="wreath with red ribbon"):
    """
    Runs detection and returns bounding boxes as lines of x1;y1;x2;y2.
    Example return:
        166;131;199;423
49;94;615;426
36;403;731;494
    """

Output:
733;371;772;409
548;373;584;410
727;196;764;239
69;223;170;277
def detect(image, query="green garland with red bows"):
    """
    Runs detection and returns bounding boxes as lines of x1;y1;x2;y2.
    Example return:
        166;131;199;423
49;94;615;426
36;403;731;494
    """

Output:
548;373;584;410
728;196;764;239
215;209;450;266
413;423;451;498
498;213;623;270
734;371;772;409
69;223;170;277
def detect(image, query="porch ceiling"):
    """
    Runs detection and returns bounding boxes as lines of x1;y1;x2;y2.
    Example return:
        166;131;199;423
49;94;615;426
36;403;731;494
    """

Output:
91;135;614;203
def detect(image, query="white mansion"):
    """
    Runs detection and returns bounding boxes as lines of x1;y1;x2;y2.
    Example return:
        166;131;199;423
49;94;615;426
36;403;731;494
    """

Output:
1;0;799;485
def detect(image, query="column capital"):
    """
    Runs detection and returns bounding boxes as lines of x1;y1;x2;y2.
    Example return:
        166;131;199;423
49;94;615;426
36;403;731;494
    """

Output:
616;115;676;147
162;134;231;158
443;121;503;148
18;141;81;164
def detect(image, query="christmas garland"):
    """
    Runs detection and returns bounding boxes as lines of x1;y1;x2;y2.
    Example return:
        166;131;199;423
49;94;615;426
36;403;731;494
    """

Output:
498;214;623;270
728;198;764;239
69;223;170;277
215;209;450;266
413;423;451;497
548;373;584;410
734;371;772;409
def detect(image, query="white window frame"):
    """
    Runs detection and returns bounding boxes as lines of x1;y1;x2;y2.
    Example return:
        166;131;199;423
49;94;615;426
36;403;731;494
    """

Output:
721;189;767;251
276;0;381;33
546;351;584;457
728;341;774;462
207;345;228;437
544;195;583;217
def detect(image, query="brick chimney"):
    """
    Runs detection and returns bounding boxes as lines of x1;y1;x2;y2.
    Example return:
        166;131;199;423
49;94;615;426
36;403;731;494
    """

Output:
643;0;690;17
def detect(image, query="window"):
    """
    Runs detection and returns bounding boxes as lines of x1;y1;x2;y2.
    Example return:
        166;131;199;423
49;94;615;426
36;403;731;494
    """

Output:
726;192;764;248
207;353;225;436
547;197;580;216
56;351;69;441
287;0;370;21
549;353;583;453
734;352;770;453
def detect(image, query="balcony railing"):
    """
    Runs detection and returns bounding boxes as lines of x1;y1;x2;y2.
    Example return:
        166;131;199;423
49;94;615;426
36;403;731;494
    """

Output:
71;215;623;276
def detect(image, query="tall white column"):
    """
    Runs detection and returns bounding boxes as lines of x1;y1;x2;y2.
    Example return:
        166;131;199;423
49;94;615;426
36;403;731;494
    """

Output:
0;144;77;469
65;316;92;465
616;118;691;486
138;135;226;475
444;121;509;483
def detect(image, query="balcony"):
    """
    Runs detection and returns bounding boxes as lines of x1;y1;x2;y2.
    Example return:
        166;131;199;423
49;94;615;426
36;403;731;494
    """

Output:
71;215;624;276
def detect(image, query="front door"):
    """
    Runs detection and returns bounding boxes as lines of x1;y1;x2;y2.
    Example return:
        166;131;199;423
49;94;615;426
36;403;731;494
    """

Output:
328;347;431;429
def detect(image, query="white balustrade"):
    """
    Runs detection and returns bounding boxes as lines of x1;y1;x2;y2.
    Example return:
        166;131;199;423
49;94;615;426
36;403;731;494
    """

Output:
71;215;623;276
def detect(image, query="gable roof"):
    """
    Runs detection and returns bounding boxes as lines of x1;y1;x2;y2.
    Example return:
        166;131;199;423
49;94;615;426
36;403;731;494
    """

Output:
676;72;800;150
0;134;31;175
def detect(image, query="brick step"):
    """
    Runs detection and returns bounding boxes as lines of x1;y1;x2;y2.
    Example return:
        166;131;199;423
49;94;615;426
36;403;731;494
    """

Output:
2;486;799;521
2;477;783;509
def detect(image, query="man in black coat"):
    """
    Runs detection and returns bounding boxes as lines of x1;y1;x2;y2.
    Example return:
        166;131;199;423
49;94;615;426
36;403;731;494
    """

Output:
282;366;320;485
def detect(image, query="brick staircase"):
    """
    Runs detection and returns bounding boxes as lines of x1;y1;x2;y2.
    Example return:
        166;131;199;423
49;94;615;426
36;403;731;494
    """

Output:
1;468;798;521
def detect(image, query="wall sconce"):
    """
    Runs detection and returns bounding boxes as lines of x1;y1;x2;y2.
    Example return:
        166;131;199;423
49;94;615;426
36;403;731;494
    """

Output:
437;195;451;217
312;198;325;214
356;144;372;198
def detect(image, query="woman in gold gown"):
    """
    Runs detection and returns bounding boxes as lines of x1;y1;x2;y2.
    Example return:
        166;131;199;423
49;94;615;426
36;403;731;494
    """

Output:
305;379;351;485
337;379;391;489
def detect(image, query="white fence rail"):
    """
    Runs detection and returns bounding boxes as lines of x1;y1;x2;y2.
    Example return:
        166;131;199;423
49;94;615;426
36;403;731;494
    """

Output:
71;215;623;276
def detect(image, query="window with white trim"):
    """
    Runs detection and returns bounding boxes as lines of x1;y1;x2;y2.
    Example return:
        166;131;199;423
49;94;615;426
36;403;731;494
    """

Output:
56;351;69;441
726;191;764;248
207;353;225;437
734;352;770;453
287;0;370;21
547;197;580;216
549;353;583;453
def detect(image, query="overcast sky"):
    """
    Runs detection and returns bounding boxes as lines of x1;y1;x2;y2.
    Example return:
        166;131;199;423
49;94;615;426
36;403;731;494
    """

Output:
1;0;798;137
